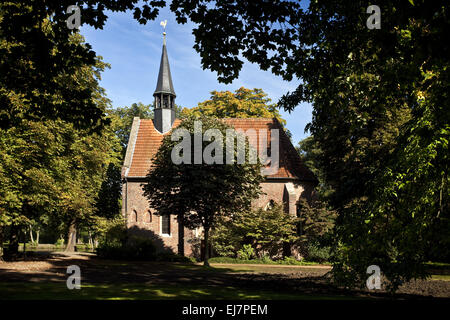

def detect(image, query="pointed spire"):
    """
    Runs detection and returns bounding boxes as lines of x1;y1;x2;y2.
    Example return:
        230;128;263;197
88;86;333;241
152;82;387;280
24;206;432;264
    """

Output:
153;21;176;134
154;22;175;97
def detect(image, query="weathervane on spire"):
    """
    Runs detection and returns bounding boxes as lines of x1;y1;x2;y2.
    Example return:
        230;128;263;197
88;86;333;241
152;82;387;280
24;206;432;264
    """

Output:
160;20;167;45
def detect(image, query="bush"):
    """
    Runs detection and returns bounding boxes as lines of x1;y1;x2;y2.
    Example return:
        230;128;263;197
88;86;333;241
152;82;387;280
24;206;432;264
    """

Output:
211;203;299;259
208;257;266;264
100;219;128;247
96;236;157;260
282;256;300;265
306;241;331;263
237;244;255;260
54;238;64;249
207;256;321;265
260;254;272;264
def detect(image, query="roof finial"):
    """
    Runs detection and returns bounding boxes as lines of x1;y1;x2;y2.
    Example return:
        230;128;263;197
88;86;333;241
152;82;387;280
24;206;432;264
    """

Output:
160;20;167;45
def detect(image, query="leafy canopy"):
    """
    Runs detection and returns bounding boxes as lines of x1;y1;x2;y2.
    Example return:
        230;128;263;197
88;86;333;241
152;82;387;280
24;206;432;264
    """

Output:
182;87;286;127
0;1;165;130
168;0;449;289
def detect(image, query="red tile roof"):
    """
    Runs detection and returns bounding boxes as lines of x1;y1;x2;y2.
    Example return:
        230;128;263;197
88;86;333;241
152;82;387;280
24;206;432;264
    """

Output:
125;118;316;182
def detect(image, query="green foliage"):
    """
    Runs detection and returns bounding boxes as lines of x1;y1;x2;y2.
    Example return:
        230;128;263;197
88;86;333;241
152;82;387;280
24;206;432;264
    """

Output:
108;102;154;155
54;238;65;250
154;251;195;263
169;0;450;290
182;87;286;126
94;163;122;220
237;244;255;260
296;198;336;243
182;87;292;139
281;256;300;265
211;203;299;259
297;136;334;200
207;256;321;266
96;220;153;260
0;1;165;130
306;241;331;263
96;221;193;262
97;218;128;248
0;31;122;256
96;236;157;261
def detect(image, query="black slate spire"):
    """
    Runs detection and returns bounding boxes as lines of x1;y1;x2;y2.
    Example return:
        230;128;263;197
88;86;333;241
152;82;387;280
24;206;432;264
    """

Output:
154;39;176;96
153;26;176;134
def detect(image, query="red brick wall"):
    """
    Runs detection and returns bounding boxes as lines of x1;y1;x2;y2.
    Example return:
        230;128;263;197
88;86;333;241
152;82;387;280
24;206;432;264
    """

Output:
255;180;315;213
123;181;194;256
122;179;315;257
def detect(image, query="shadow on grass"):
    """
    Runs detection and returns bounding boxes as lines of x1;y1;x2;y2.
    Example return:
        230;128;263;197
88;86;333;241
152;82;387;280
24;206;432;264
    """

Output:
1;253;449;300
0;282;357;300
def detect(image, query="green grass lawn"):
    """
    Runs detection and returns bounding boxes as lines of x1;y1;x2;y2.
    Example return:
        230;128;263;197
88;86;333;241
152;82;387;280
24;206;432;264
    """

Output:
208;263;330;274
207;256;327;266
431;274;450;281
0;282;356;300
1;256;448;300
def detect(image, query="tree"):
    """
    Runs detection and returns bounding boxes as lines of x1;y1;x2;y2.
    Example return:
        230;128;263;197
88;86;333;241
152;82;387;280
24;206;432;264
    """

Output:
0;32;122;257
0;1;166;130
168;1;449;289
211;203;299;259
56;120;121;252
182;87;292;140
143;115;263;265
297;136;333;200
109;103;154;155
94;163;122;220
182;87;286;125
295;198;336;259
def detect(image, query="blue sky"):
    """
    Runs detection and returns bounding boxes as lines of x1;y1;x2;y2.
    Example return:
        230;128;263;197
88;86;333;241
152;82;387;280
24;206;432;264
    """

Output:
80;6;312;143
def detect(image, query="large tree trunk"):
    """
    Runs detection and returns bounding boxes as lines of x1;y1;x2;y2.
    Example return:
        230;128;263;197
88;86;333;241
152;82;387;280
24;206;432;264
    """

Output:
65;221;77;252
29;225;34;244
36;230;39;245
88;231;93;248
22;230;26;257
203;225;210;267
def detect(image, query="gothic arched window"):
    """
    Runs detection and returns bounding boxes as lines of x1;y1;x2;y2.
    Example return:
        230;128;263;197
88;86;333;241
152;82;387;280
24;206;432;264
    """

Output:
130;210;138;223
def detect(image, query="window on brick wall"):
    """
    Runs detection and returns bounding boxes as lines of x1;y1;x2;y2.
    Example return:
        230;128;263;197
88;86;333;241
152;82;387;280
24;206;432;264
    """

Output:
161;214;170;235
131;210;138;223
